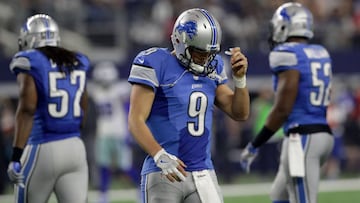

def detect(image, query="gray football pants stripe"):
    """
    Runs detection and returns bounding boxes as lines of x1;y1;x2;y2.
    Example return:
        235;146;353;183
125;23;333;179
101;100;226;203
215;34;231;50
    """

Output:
270;132;334;203
15;137;88;203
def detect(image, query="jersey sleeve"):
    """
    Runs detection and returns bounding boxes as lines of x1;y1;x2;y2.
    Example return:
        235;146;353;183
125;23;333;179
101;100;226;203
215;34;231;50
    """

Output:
76;53;91;73
269;46;299;74
128;48;163;92
10;52;32;75
9;50;43;81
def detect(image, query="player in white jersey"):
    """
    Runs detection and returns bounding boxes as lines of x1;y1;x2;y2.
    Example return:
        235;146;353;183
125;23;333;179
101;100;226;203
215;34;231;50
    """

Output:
240;3;334;203
128;8;250;203
89;61;132;203
7;14;89;203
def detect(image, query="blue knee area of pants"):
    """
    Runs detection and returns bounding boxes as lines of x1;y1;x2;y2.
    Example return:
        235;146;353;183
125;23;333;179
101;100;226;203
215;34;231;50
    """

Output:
100;166;110;192
273;201;289;203
126;166;141;184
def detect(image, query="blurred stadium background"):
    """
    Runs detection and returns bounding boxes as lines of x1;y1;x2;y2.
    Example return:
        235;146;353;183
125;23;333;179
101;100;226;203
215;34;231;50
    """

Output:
0;0;359;202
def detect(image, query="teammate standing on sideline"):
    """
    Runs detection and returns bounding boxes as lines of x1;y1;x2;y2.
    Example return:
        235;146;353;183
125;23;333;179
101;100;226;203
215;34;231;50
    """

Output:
7;14;90;203
128;8;250;203
240;3;334;203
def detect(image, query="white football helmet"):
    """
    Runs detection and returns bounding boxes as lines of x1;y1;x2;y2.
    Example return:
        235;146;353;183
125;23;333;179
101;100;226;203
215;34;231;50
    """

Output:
171;8;222;76
18;14;60;51
92;61;119;86
269;2;313;47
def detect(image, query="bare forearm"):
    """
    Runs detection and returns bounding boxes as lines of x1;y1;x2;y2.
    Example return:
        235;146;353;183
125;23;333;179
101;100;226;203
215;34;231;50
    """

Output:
232;87;250;121
264;106;288;132
13;110;33;148
251;102;289;148
129;121;162;157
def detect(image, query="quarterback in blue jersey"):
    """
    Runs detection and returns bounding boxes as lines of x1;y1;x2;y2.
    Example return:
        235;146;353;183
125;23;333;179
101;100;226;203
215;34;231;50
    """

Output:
240;3;334;203
7;14;89;203
128;8;250;203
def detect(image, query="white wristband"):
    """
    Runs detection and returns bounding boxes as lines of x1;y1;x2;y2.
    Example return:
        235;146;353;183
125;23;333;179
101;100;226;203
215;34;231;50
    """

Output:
153;149;165;162
233;75;246;88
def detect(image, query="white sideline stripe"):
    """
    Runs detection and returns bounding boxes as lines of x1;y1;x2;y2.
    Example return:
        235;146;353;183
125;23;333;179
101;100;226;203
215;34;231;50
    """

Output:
0;178;359;202
221;178;360;197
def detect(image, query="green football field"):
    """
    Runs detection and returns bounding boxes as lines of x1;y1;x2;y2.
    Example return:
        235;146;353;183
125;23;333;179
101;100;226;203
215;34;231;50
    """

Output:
1;178;359;203
109;191;360;203
223;191;360;203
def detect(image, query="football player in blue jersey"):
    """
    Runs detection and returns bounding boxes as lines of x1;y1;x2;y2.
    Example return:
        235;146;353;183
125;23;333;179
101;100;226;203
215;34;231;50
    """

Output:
7;14;90;203
128;8;250;203
240;3;334;203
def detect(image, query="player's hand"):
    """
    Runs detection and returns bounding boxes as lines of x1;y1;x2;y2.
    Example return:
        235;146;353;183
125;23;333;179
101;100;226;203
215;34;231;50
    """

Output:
226;47;248;79
240;143;258;173
153;149;187;182
7;161;25;188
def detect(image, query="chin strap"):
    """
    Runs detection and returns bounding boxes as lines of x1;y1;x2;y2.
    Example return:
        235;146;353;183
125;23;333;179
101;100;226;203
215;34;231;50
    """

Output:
178;51;205;75
189;62;205;74
179;48;218;76
184;48;205;74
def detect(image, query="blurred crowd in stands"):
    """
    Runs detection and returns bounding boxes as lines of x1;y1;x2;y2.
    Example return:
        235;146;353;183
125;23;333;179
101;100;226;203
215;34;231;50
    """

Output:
1;0;360;195
1;0;360;56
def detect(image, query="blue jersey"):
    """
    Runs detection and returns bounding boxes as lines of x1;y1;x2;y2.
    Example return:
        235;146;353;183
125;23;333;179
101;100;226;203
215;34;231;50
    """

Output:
269;42;332;133
10;49;90;144
128;48;228;175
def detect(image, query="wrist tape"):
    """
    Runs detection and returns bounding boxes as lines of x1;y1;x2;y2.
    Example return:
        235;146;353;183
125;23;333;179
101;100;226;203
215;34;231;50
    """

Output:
233;75;246;88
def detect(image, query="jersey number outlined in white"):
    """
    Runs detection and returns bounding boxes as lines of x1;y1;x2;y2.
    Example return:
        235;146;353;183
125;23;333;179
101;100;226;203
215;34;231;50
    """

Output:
48;70;86;118
310;61;331;106
188;92;208;136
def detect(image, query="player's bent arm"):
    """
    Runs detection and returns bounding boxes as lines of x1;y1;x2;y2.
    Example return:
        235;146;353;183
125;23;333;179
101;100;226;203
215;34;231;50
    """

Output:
13;73;37;150
265;69;299;131
128;84;187;182
128;84;162;157
252;69;299;147
216;47;250;121
215;84;250;121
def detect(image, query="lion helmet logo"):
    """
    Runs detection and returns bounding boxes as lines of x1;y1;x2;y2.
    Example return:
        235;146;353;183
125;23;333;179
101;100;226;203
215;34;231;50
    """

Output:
176;21;197;40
